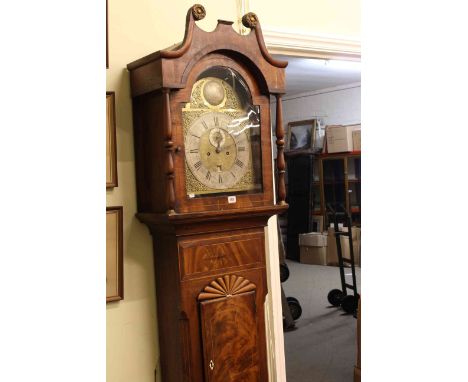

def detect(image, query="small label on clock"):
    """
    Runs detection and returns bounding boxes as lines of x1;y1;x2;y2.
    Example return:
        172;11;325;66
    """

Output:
228;196;236;204
188;193;195;199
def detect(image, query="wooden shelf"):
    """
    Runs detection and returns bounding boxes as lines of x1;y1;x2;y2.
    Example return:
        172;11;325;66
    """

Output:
319;150;361;158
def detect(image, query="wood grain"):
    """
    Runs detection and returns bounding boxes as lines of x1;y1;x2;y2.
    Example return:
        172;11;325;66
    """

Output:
126;5;287;381
200;291;260;382
163;88;176;213
180;232;264;280
275;94;286;204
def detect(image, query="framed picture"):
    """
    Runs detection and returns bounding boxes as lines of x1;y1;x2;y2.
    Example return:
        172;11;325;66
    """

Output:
106;92;118;188
107;206;123;302
106;0;109;68
311;215;324;233
286;119;316;151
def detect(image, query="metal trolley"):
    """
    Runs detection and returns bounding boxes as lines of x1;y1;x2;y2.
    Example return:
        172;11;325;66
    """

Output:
326;207;360;316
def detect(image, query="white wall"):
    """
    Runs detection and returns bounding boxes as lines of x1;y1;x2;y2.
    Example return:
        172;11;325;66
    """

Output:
282;83;361;127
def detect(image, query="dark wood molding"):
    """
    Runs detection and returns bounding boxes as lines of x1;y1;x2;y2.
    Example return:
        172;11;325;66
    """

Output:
160;4;205;59
127;9;287;96
137;204;287;227
275;94;286;204
242;12;288;69
162;88;175;214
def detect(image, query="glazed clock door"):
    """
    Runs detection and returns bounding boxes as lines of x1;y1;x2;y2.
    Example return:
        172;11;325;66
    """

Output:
183;66;263;198
198;277;260;382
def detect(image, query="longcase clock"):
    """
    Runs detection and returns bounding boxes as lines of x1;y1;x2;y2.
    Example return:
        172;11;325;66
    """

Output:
127;5;288;381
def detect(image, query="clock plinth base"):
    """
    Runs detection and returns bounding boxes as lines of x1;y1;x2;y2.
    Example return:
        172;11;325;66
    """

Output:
138;205;284;382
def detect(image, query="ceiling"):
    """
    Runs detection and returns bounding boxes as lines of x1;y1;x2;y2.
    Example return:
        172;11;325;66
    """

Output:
274;55;361;96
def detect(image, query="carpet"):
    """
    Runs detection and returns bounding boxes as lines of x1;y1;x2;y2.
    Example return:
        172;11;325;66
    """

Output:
283;261;361;382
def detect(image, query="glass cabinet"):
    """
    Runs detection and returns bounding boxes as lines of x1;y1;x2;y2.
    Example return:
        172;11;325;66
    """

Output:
284;152;361;261
319;152;361;227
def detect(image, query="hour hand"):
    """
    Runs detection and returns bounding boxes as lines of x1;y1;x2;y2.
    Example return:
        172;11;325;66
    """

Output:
209;128;226;150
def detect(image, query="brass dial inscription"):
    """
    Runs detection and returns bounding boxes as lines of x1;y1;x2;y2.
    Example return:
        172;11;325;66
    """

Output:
185;112;250;190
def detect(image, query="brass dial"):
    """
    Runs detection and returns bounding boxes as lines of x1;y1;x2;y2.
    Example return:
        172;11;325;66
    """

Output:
185;112;250;190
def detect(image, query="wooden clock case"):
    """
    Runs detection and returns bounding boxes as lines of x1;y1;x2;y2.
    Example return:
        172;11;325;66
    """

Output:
127;5;288;381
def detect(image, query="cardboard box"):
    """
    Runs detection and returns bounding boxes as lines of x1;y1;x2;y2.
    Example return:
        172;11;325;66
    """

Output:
352;129;361;151
326;227;361;266
299;232;328;265
299;232;327;247
300;246;328;265
326;125;354;153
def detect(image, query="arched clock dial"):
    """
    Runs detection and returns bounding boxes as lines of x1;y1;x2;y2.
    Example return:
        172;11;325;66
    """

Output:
185;112;250;190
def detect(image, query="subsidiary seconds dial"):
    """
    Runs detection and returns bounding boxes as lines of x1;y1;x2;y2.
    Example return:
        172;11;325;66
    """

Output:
185;112;250;190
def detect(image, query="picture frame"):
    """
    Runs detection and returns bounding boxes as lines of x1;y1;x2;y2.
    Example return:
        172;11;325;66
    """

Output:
106;0;109;69
107;206;123;302
106;92;118;188
286;119;316;152
311;215;324;233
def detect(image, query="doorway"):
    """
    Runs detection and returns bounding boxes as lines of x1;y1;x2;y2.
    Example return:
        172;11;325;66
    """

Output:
274;54;361;382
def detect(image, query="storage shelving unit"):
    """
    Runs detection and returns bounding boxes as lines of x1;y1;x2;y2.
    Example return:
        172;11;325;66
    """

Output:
318;151;361;227
284;151;361;261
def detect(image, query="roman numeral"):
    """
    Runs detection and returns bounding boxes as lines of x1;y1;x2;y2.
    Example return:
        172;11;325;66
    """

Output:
189;148;199;153
194;161;202;170
201;121;208;130
218;174;223;183
214;116;219;127
235;159;244;168
230;171;236;178
238;146;246;152
206;171;211;180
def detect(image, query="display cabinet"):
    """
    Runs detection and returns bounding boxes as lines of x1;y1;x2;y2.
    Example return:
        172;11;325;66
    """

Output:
284;151;360;260
319;152;361;227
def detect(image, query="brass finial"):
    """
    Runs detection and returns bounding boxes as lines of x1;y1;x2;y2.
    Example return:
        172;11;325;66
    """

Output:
191;4;206;20
242;12;258;29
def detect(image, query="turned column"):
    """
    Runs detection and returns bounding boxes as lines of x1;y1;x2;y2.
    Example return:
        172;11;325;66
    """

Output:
275;93;286;205
162;88;176;214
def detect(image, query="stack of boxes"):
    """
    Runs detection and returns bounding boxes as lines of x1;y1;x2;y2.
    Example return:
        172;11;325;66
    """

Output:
325;124;361;153
297;122;361;266
298;226;360;266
